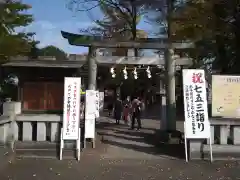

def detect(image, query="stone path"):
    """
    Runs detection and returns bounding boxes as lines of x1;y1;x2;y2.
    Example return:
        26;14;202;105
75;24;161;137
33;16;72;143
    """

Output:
97;112;185;160
98;117;163;159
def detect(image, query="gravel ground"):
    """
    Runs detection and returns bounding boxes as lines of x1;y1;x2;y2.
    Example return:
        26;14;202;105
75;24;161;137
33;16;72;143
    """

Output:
0;158;240;180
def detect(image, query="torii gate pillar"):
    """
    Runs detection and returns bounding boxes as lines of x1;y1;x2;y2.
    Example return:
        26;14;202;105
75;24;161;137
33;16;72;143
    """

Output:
87;47;97;90
165;48;176;130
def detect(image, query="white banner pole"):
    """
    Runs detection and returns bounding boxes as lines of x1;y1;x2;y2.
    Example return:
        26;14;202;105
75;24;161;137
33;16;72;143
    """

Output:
209;135;213;162
184;122;188;162
59;128;63;160
76;128;81;161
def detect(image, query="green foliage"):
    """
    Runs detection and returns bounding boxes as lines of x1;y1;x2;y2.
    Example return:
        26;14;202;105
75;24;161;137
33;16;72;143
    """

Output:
170;0;240;73
38;45;67;60
0;1;35;61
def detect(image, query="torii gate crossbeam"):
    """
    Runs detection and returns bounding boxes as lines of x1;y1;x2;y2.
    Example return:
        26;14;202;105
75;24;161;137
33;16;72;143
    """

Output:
61;31;194;131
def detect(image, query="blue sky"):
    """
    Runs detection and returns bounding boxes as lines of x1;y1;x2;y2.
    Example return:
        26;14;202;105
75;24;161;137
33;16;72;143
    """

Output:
21;0;153;54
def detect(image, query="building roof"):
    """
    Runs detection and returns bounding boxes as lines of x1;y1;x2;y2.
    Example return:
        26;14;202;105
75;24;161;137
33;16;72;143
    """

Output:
2;56;87;68
2;60;87;68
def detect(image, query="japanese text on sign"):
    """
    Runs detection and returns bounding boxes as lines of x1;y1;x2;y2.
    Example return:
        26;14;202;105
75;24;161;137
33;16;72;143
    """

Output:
212;75;240;118
183;70;210;139
63;77;81;140
85;90;97;138
95;91;99;118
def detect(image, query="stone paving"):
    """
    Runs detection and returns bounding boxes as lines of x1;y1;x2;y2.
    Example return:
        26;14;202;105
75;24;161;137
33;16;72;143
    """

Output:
97;116;184;160
0;109;240;179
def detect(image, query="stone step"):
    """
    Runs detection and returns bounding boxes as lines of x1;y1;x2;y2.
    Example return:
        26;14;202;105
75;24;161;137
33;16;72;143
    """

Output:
15;137;102;150
14;140;105;160
190;144;240;161
16;149;75;160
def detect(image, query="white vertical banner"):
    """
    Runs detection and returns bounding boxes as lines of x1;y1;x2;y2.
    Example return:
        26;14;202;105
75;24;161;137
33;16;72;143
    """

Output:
182;69;213;162
95;91;100;118
183;69;210;138
62;77;81;140
99;92;104;111
85;90;96;138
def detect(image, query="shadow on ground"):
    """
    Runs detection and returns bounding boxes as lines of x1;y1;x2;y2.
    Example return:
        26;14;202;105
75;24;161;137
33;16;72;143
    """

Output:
96;119;185;159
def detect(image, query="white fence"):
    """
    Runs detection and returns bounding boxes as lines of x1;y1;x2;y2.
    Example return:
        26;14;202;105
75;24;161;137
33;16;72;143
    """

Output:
0;114;62;144
189;119;240;160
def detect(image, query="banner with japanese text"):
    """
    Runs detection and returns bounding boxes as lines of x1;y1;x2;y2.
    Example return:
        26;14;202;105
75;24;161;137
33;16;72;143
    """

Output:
182;69;210;139
85;90;96;119
99;92;104;111
95;91;100;118
85;90;96;138
62;77;81;140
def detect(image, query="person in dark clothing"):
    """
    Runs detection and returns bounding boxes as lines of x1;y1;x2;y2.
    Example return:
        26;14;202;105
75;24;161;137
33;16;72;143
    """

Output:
114;97;123;124
107;103;113;116
131;97;142;130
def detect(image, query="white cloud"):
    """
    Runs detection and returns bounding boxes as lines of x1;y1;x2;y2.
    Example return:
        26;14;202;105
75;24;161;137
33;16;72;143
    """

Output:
26;20;94;32
38;21;56;30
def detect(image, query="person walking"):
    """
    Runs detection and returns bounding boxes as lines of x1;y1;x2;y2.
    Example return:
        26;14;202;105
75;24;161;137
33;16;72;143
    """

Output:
107;100;113;117
123;96;131;125
113;97;123;124
131;96;142;130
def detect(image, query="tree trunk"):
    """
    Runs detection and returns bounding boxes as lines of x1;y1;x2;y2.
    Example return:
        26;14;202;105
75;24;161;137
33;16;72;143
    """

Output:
131;2;138;57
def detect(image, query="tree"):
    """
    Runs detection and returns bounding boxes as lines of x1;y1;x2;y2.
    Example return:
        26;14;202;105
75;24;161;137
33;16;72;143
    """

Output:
28;41;40;59
38;45;67;60
0;0;35;61
98;1;147;56
68;0;148;56
151;0;240;74
68;0;150;95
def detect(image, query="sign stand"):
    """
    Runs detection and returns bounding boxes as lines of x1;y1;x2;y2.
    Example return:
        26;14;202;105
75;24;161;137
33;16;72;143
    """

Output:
83;119;96;149
60;128;81;161
184;124;213;163
92;134;96;148
182;69;213;163
83;135;95;148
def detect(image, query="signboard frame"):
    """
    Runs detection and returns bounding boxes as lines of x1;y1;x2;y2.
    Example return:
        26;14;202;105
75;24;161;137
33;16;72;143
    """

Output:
60;77;81;161
212;75;240;118
182;69;213;162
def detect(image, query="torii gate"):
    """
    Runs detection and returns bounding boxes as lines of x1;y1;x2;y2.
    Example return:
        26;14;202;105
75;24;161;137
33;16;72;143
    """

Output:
61;31;194;131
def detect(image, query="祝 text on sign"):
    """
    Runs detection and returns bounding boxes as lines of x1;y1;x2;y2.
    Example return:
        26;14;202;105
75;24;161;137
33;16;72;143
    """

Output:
62;77;81;140
182;69;210;139
212;75;240;118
